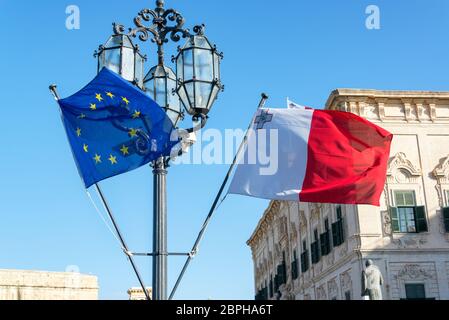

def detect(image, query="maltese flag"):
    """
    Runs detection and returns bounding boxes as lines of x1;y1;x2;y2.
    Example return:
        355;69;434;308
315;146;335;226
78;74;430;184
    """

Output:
228;104;393;206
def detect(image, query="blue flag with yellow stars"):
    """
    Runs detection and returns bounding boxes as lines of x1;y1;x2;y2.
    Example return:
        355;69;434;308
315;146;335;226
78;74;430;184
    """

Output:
57;67;177;188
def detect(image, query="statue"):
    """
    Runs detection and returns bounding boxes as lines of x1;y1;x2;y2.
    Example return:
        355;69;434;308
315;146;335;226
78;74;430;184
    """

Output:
361;259;383;300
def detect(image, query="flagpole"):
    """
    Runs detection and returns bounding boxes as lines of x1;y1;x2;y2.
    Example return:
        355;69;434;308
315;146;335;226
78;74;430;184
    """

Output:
168;93;269;300
49;84;150;300
94;184;150;300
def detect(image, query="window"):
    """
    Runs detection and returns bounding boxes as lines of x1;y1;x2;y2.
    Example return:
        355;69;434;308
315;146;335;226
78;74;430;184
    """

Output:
443;190;449;233
291;249;299;280
300;239;309;273
443;207;449;233
320;218;331;256
344;290;351;300
405;284;426;300
255;284;268;300
332;206;345;246
390;190;427;233
311;229;321;264
275;252;287;287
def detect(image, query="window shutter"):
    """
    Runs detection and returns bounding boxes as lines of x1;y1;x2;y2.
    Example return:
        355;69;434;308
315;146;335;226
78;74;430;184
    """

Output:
336;205;342;219
332;222;338;246
304;250;309;271
282;261;287;284
320;231;330;256
443;207;449;233
301;251;309;273
415;206;428;233
389;207;399;232
332;220;344;246
338;218;345;244
291;260;298;280
320;233;327;256
311;242;320;264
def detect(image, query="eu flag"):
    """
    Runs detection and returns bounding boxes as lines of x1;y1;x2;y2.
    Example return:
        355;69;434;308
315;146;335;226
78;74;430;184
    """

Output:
57;68;177;188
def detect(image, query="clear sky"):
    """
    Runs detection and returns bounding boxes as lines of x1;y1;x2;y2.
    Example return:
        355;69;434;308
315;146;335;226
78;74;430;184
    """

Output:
0;0;449;300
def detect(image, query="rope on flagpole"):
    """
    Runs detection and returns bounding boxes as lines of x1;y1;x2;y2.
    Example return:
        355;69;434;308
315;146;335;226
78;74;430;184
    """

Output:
86;190;123;247
168;93;269;300
49;84;150;300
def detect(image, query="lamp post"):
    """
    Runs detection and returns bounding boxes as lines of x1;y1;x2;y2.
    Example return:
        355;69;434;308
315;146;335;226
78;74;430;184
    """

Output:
94;0;223;300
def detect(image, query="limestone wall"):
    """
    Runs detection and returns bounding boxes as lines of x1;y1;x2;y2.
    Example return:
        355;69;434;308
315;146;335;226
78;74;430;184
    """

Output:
0;269;98;300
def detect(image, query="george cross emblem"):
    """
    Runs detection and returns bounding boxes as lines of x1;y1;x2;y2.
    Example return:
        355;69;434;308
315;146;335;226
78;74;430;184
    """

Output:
254;110;273;129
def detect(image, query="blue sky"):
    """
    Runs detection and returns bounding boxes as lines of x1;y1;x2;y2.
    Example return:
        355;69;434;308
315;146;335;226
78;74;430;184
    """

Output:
0;0;448;299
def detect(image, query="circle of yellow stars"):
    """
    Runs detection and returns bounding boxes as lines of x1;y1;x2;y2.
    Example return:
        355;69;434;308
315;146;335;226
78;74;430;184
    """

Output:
74;91;144;167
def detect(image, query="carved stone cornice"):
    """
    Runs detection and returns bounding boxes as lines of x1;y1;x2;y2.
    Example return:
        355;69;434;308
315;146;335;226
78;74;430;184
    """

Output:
325;89;449;123
247;200;281;248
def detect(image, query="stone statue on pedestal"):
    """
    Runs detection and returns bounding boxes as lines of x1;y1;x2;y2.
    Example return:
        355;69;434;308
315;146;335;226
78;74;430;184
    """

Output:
361;259;383;300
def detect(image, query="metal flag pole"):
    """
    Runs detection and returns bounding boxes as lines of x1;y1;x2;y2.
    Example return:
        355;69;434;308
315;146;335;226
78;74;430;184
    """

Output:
49;84;151;301
94;184;151;300
152;156;167;300
168;93;269;300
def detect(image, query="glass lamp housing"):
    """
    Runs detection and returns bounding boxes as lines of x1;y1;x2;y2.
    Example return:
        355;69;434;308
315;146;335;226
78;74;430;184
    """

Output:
174;34;223;116
96;34;145;88
144;64;182;127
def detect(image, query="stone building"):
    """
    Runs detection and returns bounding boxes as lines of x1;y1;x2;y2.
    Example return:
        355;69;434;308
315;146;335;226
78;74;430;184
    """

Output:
127;287;152;300
248;89;449;300
0;269;98;300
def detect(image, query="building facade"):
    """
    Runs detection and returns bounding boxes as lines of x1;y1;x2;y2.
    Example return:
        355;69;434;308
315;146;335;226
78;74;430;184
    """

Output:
127;287;152;300
248;89;449;300
0;269;98;300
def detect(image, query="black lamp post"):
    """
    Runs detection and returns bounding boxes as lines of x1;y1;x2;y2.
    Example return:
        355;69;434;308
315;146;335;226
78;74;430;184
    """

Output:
94;0;223;300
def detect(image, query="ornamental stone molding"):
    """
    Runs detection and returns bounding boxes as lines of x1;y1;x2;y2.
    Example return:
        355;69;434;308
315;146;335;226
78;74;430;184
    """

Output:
327;278;338;299
289;222;298;242
340;270;352;290
316;284;327;300
433;156;449;208
277;216;288;241
433;155;449;184
247;200;281;248
310;204;321;224
387;152;422;183
392;236;427;249
299;210;307;232
325;250;336;266
338;241;349;258
382;210;393;236
325;89;449;123
396;264;433;280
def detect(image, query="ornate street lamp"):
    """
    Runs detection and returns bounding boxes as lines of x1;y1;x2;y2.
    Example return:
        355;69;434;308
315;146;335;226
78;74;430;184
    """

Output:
144;64;183;127
174;25;223;120
95;0;223;300
94;34;146;89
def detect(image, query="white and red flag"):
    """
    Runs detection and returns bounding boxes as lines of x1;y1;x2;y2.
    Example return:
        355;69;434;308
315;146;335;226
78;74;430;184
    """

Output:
228;105;393;206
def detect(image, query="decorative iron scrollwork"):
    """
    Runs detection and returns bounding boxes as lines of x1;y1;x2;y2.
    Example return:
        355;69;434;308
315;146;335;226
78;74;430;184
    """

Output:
113;4;191;46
